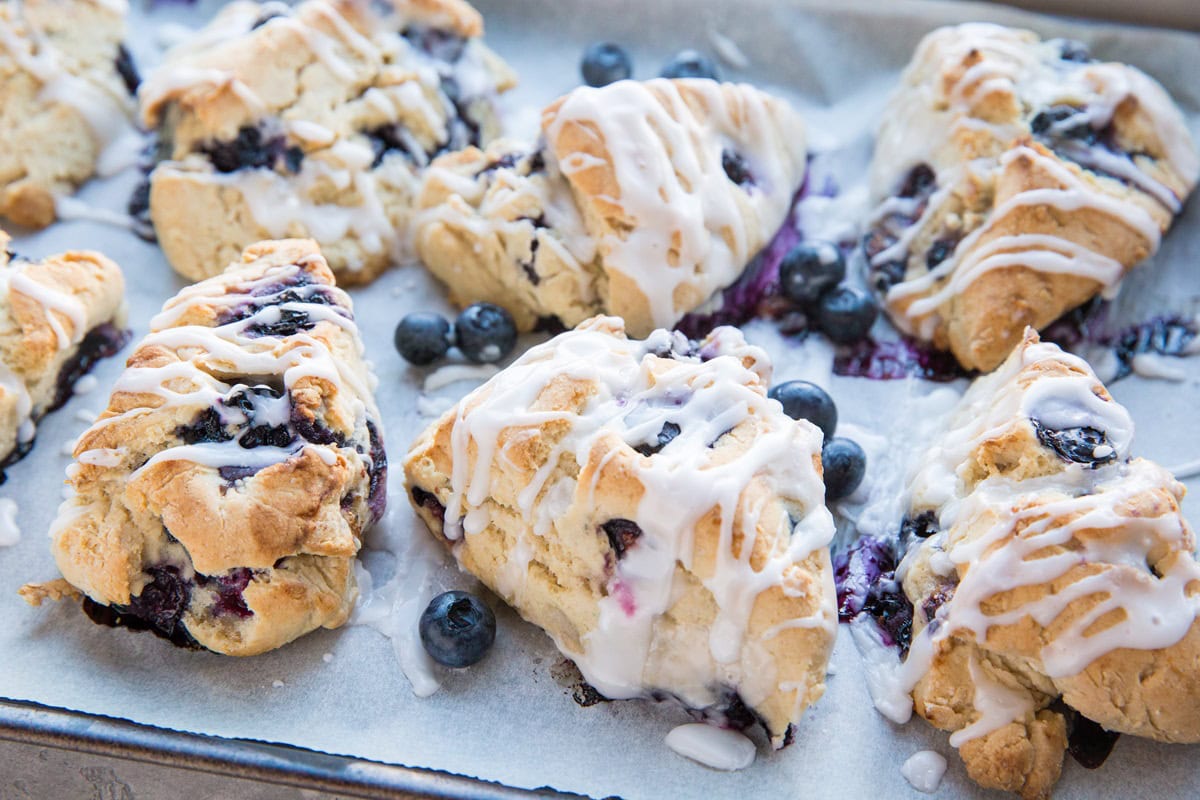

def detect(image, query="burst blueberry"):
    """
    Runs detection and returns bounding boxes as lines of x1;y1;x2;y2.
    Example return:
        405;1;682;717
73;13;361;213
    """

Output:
660;49;720;80
581;42;632;87
419;590;496;668
394;312;452;366
814;286;879;344
779;241;846;306
822;437;866;500
767;380;837;440
455;303;517;364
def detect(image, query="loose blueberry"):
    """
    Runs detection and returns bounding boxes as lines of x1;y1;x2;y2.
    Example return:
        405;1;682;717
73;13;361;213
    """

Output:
660;49;720;80
581;42;632;87
455;303;517;364
419;590;496;668
780;242;846;306
822;437;866;500
394;312;452;366
814;286;879;344
768;380;837;440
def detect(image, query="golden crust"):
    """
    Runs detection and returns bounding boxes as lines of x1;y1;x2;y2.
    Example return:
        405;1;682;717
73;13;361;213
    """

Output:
27;239;384;656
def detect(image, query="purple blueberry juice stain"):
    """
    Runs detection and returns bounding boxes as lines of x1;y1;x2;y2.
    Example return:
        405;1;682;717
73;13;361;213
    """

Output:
834;336;970;382
1042;302;1197;383
1066;710;1121;769
198;567;254;619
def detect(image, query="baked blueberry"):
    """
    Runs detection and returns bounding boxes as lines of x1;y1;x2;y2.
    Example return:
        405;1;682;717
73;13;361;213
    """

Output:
601;518;643;559
660;49;720;80
779;242;845;306
814;286;879;344
721;149;753;186
394;312;452;366
1032;420;1117;468
455;303;517;364
114;44;140;96
419;590;496;668
767;380;836;440
581;42;632;87
822;437;866;500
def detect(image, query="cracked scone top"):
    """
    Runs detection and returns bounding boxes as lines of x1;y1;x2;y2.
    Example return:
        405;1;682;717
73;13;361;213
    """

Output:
414;78;807;336
404;316;836;747
22;240;387;657
868;331;1200;799
0;229;127;478
865;24;1199;372
0;0;139;228
139;0;515;285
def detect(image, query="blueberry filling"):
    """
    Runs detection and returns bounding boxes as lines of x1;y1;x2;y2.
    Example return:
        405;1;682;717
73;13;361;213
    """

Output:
900;510;939;543
1109;315;1197;382
105;565;191;640
197;567;254;619
114;44;140;96
217;465;259;482
864;164;939;293
721;149;753;187
50;323;130;413
834;536;914;654
1055;39;1093;63
1030;105;1097;145
1064;708;1121;769
126;178;155;242
601;518;643;559
251;10;285;30
197;126;304;175
411;486;446;526
920;584;955;625
1031;420;1117;468
237;422;294;449
634;421;681;457
898;164;936;199
216;281;343;338
365;419;388;522
177;407;232;445
925;236;958;270
366;123;424;168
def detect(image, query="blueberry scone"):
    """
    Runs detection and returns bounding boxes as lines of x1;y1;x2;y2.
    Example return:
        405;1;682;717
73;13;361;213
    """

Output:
0;0;139;229
21;239;386;656
413;78;807;336
139;0;515;285
404;316;836;746
0;230;127;479
841;330;1200;798
865;24;1199;372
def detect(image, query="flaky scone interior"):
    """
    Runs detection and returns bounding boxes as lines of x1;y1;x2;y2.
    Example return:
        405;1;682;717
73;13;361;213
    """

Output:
22;239;386;657
405;315;836;748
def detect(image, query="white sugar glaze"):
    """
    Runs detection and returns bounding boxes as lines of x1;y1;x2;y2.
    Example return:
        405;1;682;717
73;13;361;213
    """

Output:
436;317;835;722
664;723;756;771
0;498;19;547
900;750;948;794
868;24;1199;338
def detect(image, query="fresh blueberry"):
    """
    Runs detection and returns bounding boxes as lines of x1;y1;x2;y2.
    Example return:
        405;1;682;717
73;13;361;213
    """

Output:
394;312;452;366
455;303;517;364
768;380;837;440
660;49;720;80
581;42;632;87
780;242;846;306
419;590;496;668
822;437;866;500
814;286;879;344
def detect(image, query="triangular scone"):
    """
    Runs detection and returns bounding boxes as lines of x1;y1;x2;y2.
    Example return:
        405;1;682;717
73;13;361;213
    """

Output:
139;0;516;285
864;24;1199;371
414;79;807;336
22;239;386;657
0;0;138;228
0;231;127;478
404;316;836;747
857;331;1200;799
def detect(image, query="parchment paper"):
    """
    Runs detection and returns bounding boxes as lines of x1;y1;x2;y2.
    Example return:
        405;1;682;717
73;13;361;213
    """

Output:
2;0;1198;798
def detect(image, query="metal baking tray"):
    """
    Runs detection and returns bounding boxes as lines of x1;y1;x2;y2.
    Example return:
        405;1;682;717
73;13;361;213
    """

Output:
3;0;1197;797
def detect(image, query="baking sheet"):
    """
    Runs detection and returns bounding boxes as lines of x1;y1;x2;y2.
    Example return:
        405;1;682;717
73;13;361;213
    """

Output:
2;0;1199;798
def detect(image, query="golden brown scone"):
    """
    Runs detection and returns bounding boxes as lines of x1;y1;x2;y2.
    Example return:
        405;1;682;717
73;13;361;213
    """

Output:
413;79;807;336
22;239;387;656
844;331;1200;799
404;316;836;748
865;24;1199;371
0;229;127;478
139;0;515;286
0;0;138;228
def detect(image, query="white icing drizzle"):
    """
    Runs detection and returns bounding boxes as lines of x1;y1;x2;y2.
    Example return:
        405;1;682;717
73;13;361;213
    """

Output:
900;750;948;794
438;317;834;716
541;80;805;330
664;723;756;771
869;24;1199;338
0;498;19;547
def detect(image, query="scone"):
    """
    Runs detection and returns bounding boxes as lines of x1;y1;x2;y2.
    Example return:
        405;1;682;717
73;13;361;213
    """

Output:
0;230;128;479
844;330;1200;799
139;0;516;285
0;0;139;229
864;24;1199;371
404;316;836;747
413;78;807;336
21;239;386;656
